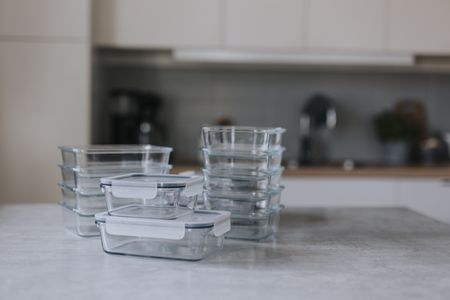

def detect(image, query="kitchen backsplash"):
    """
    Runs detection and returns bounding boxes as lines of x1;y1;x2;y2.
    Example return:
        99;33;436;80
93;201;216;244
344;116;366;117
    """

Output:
94;63;450;164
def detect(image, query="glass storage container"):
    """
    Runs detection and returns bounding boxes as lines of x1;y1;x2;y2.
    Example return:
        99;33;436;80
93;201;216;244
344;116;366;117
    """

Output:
59;164;172;193
202;126;285;152
203;167;283;192
59;145;172;168
95;210;231;260
60;202;103;237
203;187;283;216
59;183;106;214
226;205;284;240
101;174;203;219
202;148;284;171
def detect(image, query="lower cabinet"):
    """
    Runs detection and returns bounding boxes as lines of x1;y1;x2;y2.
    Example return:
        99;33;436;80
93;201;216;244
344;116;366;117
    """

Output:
397;179;450;224
282;177;450;224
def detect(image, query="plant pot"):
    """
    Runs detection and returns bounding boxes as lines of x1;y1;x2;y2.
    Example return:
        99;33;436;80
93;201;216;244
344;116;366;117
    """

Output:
382;141;409;166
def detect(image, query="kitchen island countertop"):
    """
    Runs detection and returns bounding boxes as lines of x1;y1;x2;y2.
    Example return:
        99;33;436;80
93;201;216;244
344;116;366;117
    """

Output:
1;204;450;300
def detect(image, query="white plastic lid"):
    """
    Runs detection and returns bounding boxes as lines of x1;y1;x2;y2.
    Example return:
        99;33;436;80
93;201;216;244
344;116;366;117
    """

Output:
95;210;231;240
100;173;204;199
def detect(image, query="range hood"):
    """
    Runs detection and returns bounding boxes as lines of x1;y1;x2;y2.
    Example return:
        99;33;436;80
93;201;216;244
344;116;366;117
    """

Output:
173;49;414;67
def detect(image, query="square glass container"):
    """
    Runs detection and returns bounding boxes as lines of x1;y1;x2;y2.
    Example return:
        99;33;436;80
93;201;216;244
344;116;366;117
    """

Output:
202;126;285;152
202;148;284;171
59;164;172;194
226;205;284;240
59;145;172;168
95;210;231;260
60;203;102;237
203;167;283;192
101;174;204;219
59;183;106;215
203;187;283;216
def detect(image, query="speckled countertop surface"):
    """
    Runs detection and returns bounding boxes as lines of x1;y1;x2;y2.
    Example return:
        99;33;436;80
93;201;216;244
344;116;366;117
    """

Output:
1;204;450;300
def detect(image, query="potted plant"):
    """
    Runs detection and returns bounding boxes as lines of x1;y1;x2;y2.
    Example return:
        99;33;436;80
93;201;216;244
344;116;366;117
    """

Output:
373;111;418;165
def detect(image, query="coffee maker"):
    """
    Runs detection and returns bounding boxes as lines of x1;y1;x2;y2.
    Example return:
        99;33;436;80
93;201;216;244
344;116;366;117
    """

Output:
298;94;337;165
109;89;166;145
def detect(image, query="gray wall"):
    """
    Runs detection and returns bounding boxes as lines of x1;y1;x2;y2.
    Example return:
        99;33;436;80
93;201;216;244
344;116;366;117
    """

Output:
96;65;450;164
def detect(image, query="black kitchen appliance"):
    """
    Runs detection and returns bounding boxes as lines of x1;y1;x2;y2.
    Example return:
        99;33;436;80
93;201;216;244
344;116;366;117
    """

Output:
109;89;166;145
298;94;337;165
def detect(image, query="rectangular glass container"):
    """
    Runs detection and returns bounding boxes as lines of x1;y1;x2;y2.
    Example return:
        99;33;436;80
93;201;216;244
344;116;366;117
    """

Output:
202;126;285;152
203;187;283;216
202;148;284;171
95;210;231;260
59;145;172;168
59;164;172;194
100;174;203;219
59;183;106;215
203;167;283;192
60;203;102;237
226;206;284;240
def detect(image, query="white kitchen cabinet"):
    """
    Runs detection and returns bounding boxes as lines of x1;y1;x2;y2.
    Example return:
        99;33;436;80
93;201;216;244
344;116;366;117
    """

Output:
397;179;450;224
281;177;399;208
388;0;450;54
94;0;221;48
0;42;90;203
0;0;89;39
307;0;385;51
224;0;305;50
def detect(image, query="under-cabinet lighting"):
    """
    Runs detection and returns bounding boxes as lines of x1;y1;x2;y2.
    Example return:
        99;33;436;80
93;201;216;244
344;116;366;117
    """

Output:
173;49;414;67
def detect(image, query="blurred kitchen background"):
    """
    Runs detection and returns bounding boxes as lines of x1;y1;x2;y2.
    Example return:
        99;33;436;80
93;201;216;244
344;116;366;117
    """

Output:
2;0;450;223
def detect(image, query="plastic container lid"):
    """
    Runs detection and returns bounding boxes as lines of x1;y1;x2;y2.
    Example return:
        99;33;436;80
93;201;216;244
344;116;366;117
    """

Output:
95;210;231;240
100;173;204;199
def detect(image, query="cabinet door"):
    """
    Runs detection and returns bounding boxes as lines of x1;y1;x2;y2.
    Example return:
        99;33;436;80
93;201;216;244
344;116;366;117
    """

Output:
0;42;89;203
224;0;305;49
281;177;398;208
397;179;450;224
94;0;221;48
307;0;385;51
0;0;88;39
388;0;450;54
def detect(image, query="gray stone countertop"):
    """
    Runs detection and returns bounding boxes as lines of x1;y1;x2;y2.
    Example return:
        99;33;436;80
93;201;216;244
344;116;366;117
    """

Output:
1;204;450;300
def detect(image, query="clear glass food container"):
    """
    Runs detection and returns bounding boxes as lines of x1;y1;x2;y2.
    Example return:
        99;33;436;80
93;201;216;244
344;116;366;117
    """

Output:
100;174;204;219
203;187;283;216
59;202;103;237
203;167;283;192
226;205;284;240
202;148;285;171
202;126;285;152
59;164;172;194
59;183;106;214
59;145;172;168
95;210;231;260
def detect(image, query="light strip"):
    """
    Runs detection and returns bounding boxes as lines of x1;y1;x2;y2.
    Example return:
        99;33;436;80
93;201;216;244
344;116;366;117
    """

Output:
173;49;414;67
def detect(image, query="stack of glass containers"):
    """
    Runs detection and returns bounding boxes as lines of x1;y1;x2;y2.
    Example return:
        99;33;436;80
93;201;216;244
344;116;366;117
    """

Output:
96;173;230;260
57;145;173;237
201;126;286;240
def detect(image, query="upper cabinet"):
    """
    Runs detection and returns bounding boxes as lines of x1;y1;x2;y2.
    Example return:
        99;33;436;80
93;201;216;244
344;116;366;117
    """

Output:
94;0;221;48
307;0;385;51
94;0;450;57
0;0;89;39
387;0;450;54
224;0;305;50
